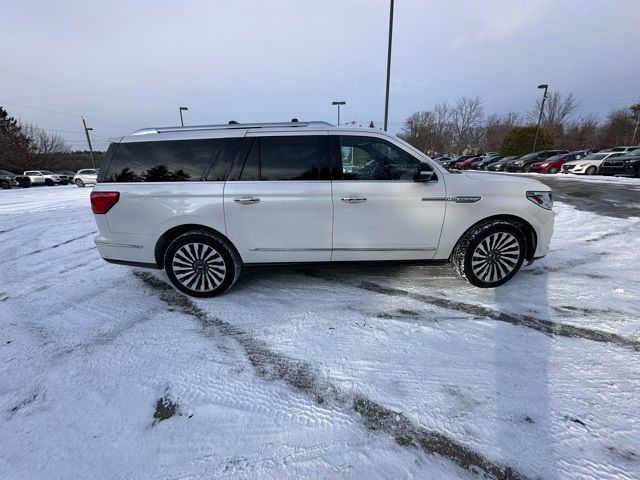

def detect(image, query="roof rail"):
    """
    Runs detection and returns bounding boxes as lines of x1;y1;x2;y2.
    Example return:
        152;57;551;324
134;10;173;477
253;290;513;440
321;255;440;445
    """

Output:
131;121;335;136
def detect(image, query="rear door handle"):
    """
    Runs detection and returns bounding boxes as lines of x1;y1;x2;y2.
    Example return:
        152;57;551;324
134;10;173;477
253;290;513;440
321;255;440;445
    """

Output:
234;196;260;205
341;197;367;203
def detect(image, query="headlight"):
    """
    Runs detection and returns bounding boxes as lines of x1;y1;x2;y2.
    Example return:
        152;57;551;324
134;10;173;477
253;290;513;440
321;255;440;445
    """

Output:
527;191;553;210
540;163;549;167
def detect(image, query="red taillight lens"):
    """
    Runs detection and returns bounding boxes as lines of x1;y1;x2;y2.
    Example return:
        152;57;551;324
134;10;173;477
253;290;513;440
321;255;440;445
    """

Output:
90;191;119;214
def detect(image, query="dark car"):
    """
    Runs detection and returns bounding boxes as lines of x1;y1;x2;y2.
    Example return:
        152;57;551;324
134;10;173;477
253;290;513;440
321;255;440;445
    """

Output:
0;169;30;189
56;171;76;184
599;149;640;177
528;150;593;174
504;150;569;172
442;155;475;169
487;156;519;172
471;155;503;170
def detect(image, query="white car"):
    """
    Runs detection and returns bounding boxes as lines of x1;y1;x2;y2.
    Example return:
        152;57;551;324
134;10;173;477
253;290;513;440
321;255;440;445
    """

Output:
23;170;69;186
91;121;554;297
561;152;626;175
73;169;99;187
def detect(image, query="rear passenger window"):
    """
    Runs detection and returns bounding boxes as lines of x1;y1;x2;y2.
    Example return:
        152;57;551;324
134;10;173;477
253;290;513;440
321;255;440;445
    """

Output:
237;136;328;181
103;139;234;182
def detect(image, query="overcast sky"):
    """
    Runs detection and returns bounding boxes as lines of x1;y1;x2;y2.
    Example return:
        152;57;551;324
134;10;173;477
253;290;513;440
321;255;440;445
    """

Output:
2;0;638;150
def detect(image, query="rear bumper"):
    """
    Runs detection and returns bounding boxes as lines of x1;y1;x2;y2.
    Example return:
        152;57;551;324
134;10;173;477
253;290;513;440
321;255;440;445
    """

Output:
94;233;157;266
598;165;635;176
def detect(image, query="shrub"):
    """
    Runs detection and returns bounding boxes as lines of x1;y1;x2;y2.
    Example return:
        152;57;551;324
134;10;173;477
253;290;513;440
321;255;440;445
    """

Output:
500;126;554;156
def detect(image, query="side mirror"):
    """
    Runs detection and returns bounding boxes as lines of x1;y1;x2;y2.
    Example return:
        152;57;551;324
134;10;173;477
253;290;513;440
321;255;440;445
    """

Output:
414;163;435;182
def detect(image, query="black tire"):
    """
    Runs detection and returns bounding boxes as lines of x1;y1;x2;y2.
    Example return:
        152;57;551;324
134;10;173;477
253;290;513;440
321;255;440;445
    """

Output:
523;165;531;173
548;167;558;174
0;180;10;190
75;179;85;187
164;230;242;298
586;166;597;175
451;221;526;288
45;179;54;186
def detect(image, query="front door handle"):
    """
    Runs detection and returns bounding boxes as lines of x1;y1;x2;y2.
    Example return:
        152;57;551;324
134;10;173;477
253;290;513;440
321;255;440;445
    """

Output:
341;197;367;203
234;196;260;205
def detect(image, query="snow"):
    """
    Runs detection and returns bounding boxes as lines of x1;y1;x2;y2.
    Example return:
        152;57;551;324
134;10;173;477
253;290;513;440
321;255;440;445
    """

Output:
1;184;639;479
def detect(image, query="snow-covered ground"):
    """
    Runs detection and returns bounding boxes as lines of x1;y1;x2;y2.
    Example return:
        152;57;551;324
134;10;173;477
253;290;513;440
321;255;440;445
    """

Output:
1;185;639;479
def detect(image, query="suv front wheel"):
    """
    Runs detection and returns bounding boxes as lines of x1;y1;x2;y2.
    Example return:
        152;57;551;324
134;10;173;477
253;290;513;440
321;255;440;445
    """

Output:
164;231;242;297
452;221;527;288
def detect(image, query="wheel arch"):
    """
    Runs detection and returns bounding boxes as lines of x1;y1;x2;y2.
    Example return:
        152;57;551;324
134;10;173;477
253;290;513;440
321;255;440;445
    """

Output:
450;215;537;261
154;224;240;269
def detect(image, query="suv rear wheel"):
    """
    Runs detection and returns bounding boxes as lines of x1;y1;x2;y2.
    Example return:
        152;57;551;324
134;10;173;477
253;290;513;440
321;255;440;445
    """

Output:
452;221;527;288
164;231;241;298
0;180;10;189
75;179;85;187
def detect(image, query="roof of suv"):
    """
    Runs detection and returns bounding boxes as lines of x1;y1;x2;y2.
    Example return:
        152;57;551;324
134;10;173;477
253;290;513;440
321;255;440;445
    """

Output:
114;121;403;144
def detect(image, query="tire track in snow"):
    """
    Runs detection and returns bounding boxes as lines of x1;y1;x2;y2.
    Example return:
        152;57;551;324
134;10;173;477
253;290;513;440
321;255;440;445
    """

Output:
135;271;529;480
298;270;640;353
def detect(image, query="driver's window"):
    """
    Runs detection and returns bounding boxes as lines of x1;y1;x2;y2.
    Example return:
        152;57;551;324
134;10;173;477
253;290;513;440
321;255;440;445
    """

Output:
339;136;421;181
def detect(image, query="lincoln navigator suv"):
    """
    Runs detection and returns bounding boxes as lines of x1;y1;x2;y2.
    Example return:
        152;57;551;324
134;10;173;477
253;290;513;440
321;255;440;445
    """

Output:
91;121;554;297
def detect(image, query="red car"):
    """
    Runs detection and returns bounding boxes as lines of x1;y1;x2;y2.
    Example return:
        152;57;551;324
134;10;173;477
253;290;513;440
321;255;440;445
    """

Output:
454;156;482;170
529;150;590;174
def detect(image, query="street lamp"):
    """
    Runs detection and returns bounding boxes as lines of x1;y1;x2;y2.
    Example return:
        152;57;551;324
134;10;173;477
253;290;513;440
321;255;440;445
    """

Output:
81;116;96;169
532;84;549;153
179;106;189;127
383;0;395;132
331;101;346;126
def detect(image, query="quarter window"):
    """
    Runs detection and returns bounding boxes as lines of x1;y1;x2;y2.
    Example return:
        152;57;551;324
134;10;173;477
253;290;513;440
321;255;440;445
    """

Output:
103;139;231;182
337;136;421;180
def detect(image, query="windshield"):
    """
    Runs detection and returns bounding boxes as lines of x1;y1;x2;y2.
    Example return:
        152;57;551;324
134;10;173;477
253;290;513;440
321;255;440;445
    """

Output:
41;171;54;174
582;154;607;160
0;170;14;175
545;155;566;162
626;148;640;156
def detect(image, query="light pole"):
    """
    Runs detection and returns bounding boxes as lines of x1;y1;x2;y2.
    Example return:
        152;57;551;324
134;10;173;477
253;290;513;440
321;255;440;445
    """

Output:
532;84;548;152
331;101;345;126
81;116;96;169
383;0;395;132
179;106;189;127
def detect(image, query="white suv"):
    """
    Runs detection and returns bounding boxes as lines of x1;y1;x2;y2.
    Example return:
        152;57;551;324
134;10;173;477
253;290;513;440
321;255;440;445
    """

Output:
91;121;554;297
73;169;99;187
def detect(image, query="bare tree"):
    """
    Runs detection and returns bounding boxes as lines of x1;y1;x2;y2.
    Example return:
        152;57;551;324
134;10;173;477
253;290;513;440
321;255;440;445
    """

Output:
400;102;454;155
483;112;521;152
450;96;484;153
528;91;582;136
22;124;69;158
558;115;599;150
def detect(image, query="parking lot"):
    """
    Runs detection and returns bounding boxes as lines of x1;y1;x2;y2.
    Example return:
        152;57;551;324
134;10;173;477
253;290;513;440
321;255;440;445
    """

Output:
1;177;639;479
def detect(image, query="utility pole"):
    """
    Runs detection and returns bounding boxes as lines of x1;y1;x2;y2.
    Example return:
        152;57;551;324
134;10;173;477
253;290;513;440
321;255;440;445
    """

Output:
383;0;395;132
631;104;640;144
532;84;549;153
331;101;346;126
82;116;96;169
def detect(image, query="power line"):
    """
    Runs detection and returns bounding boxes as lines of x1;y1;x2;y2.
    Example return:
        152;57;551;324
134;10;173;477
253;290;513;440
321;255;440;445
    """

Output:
0;100;132;130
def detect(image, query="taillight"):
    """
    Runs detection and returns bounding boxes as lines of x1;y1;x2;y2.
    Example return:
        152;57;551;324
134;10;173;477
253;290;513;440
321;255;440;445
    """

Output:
90;191;119;214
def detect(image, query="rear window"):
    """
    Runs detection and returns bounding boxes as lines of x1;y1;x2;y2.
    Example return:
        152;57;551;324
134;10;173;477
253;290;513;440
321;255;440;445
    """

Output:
103;139;239;182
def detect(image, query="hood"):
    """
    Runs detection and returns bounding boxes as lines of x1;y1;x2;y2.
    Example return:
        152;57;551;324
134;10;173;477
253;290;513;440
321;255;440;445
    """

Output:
462;171;550;190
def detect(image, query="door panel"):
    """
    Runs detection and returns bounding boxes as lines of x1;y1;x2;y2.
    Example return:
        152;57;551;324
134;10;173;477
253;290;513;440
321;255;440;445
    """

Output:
224;181;332;263
331;180;446;261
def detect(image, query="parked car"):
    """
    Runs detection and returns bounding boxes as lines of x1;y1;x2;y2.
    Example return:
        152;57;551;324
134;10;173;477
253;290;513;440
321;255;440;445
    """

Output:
0;169;30;189
441;155;475;169
504;150;569;173
454;156;483;170
23;170;68;185
91;121;554;297
22;170;46;186
528;150;592;174
561;152;626;175
487;156;520;172
601;145;640;153
432;156;451;164
599;151;640;177
73;169;99;187
471;155;503;170
57;170;77;183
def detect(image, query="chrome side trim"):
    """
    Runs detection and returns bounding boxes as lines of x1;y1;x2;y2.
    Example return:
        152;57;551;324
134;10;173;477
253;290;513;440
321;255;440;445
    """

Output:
250;247;435;252
94;240;143;249
421;196;481;203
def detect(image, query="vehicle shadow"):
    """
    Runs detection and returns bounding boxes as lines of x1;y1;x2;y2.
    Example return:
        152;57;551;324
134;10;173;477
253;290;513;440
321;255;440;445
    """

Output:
494;269;555;477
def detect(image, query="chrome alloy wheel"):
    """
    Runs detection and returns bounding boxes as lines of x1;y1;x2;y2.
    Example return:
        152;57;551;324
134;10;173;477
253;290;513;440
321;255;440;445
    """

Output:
471;232;521;283
171;242;227;292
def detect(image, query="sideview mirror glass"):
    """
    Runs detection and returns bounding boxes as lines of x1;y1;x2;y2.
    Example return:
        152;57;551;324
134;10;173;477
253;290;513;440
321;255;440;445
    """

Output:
414;163;435;182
